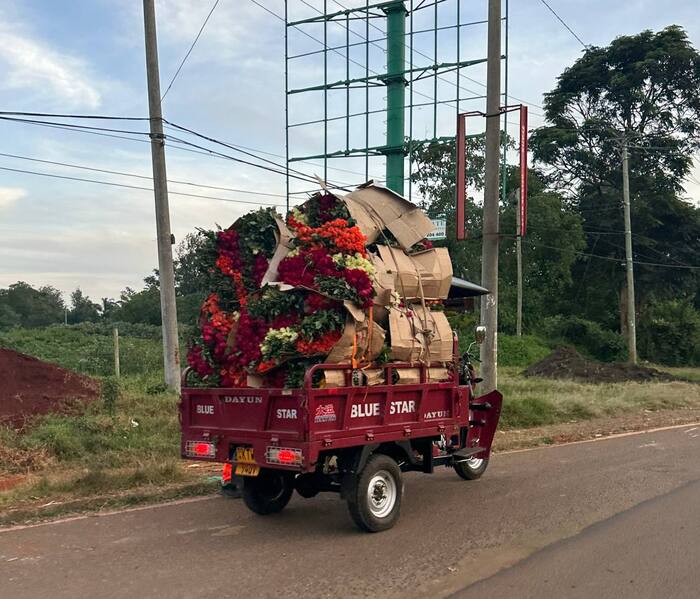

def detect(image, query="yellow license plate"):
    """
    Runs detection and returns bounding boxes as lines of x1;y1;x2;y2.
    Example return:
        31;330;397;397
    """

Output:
235;446;255;464
235;463;260;477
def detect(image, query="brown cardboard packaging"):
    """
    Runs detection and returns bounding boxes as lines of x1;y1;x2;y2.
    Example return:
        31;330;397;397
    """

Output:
393;366;451;385
326;316;386;364
388;306;453;363
368;251;395;326
344;182;435;249
377;246;453;301
261;215;293;286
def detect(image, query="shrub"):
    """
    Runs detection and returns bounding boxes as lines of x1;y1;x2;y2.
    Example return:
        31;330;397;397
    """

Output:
638;300;700;366
499;335;552;367
542;315;627;362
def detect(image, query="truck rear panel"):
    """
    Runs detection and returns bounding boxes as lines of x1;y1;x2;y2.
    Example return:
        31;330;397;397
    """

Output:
180;364;477;473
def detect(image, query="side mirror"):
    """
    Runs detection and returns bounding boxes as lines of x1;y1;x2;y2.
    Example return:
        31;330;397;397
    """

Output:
475;325;486;344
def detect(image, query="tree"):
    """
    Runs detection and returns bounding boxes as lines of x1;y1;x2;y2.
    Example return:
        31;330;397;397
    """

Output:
113;285;162;326
531;26;700;327
67;288;100;324
0;282;65;328
531;26;700;195
410;135;488;283
499;169;586;333
99;297;120;320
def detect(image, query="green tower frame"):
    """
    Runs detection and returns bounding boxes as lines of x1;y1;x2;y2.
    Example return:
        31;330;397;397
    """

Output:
284;0;507;204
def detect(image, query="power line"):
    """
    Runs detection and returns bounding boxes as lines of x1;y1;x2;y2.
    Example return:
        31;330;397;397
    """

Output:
161;0;222;102
0;114;337;187
536;241;699;270
538;0;589;49
0;164;285;207
0;111;149;121
0;109;376;182
0;151;288;198
0;115;149;137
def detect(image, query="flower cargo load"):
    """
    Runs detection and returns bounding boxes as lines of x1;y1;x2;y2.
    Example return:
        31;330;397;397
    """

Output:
186;182;456;389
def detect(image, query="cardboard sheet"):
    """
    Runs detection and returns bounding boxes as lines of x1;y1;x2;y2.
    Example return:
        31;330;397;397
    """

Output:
326;316;386;364
344;182;435;249
388;306;453;363
377;246;453;301
261;215;293;286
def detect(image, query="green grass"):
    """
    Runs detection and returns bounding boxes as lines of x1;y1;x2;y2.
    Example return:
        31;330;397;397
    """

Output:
498;367;700;429
0;324;166;377
0;372;210;511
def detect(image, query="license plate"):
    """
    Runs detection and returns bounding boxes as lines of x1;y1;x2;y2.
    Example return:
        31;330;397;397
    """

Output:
235;463;260;477
235;446;255;464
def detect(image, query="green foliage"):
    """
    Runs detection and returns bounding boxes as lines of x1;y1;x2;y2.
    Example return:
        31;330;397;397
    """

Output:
247;287;305;321
67;288;100;324
299;309;344;340
101;376;121;416
638;299;700;366
542;315;627;362
113;286;163;326
14;376;180;469
499;335;552;368
531;26;700;319
0;323;169;377
532;26;700;195
0;282;65;328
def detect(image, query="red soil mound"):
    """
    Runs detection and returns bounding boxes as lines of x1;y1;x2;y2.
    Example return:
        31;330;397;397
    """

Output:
0;349;100;428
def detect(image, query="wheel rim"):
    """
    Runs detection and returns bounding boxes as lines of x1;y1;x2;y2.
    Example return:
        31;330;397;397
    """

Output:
261;474;286;501
367;470;397;518
464;456;484;470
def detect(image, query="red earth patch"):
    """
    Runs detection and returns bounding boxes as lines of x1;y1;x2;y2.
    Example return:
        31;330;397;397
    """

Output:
0;348;100;429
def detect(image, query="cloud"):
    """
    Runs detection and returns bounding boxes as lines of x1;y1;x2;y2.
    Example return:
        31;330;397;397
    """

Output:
0;23;101;109
0;187;27;210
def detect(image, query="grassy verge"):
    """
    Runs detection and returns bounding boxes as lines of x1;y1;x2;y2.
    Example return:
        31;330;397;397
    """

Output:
2;356;698;525
0;373;219;524
499;367;700;429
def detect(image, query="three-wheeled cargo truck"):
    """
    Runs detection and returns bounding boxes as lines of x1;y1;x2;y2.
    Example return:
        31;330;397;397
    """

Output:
180;328;502;532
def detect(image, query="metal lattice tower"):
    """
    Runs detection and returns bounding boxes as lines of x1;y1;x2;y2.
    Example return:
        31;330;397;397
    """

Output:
284;0;508;206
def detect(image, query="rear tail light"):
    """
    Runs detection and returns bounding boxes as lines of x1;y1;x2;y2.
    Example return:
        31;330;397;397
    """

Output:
185;440;216;458
266;446;303;466
222;463;232;484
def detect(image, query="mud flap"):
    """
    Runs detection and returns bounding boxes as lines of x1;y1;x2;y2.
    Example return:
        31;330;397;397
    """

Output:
467;390;503;460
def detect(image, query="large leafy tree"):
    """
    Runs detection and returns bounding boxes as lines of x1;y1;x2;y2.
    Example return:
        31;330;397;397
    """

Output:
531;26;700;323
0;282;65;328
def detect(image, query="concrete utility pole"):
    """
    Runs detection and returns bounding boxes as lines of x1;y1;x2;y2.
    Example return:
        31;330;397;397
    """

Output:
621;142;637;364
479;0;502;391
143;0;181;392
515;191;523;337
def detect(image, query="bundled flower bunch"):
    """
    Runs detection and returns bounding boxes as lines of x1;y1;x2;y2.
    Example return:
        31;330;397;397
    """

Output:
186;208;280;387
186;195;378;388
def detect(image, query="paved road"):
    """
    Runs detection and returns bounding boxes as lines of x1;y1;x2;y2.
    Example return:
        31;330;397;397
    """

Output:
1;424;699;599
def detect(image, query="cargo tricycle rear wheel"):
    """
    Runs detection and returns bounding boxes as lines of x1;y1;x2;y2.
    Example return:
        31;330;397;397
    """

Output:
347;454;403;532
242;469;294;515
453;456;489;480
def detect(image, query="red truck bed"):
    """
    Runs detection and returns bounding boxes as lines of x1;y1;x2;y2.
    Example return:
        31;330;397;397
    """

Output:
180;363;502;474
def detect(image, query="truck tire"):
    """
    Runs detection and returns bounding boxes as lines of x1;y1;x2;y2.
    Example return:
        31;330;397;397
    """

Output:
347;454;403;532
242;470;294;515
453;456;489;480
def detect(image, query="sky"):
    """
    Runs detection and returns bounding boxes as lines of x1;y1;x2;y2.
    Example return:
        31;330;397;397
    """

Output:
0;0;698;303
